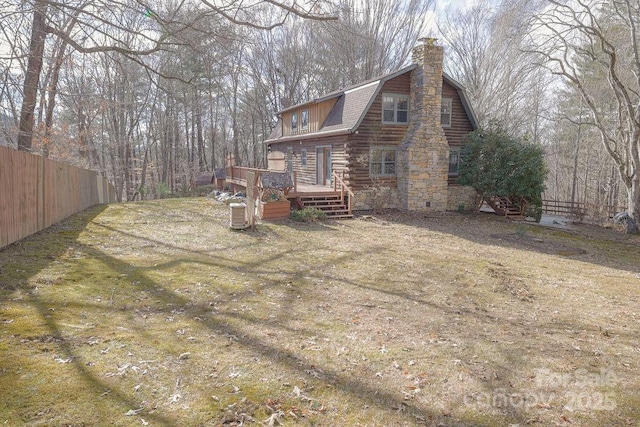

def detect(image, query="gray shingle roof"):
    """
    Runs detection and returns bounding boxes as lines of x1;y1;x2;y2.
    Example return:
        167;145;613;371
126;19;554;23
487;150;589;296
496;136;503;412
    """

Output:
319;81;380;133
265;63;478;144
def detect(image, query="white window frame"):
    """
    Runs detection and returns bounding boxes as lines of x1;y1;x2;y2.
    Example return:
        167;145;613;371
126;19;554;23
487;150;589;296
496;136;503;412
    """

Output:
301;109;309;130
301;148;307;166
382;93;409;125
291;112;298;133
441;98;452;128
448;146;461;176
370;146;397;177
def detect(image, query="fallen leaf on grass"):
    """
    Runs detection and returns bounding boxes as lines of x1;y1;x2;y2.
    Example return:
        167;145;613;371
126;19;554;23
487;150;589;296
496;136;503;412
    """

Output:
263;411;284;426
292;386;315;402
292;386;302;397
125;408;143;416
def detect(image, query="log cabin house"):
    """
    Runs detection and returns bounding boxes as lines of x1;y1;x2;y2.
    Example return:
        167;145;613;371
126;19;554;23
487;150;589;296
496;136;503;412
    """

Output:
227;38;478;219
264;38;479;215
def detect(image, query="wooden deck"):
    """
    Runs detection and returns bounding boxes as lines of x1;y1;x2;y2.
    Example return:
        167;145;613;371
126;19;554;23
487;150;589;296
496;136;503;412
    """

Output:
225;165;341;197
225;165;353;218
287;183;337;198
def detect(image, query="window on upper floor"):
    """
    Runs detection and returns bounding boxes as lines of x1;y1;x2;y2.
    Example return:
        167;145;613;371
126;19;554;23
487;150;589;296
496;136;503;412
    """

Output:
441;98;452;127
370;147;397;177
291;112;298;133
301;109;309;130
449;146;461;176
382;93;409;124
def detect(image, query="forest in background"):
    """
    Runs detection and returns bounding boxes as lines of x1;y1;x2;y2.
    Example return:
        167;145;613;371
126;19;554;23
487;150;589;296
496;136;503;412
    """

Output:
1;0;639;227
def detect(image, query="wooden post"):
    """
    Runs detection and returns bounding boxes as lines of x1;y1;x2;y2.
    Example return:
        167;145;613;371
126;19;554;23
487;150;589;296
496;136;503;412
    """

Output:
293;170;298;194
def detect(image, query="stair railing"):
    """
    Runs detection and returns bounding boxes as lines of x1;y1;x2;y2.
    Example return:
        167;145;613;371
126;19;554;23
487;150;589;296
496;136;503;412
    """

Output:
332;170;354;214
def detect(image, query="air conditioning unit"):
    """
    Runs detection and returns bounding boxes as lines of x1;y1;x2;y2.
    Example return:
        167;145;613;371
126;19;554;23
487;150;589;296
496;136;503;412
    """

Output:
229;203;247;229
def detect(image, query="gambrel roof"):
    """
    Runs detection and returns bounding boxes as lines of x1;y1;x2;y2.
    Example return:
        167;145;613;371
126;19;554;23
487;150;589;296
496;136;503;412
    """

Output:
265;65;478;144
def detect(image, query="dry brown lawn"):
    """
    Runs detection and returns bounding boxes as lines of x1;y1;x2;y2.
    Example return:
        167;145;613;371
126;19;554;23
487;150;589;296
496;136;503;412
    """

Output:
1;197;639;426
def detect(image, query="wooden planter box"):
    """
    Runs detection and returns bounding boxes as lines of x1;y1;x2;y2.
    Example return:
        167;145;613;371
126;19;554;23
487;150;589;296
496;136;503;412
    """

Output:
258;200;290;220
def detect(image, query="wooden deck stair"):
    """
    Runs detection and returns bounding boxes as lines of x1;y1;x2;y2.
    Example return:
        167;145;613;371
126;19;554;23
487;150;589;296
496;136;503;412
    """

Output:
296;193;353;219
485;196;527;218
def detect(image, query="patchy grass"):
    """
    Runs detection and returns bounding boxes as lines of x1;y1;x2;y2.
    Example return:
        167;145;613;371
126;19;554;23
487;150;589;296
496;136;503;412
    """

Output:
1;198;639;426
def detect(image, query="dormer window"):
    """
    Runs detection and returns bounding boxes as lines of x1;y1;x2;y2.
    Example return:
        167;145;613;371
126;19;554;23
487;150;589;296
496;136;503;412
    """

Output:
382;93;409;124
291;112;298;133
441;98;452;127
301;109;309;130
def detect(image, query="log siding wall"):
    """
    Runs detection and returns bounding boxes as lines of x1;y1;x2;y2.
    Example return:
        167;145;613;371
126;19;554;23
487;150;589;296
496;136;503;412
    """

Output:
270;136;348;186
347;73;411;192
442;81;475;185
442;81;474;147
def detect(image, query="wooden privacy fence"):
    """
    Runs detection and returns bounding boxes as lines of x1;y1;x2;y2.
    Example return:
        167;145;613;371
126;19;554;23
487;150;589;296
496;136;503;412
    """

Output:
0;146;115;249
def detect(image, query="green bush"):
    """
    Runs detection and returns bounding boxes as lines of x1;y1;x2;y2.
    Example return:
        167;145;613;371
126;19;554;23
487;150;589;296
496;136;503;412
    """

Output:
290;207;327;222
157;182;172;199
458;126;547;222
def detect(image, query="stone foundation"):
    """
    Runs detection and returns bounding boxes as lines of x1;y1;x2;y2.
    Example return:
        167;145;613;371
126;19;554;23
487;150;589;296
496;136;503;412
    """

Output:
353;186;401;211
447;185;477;211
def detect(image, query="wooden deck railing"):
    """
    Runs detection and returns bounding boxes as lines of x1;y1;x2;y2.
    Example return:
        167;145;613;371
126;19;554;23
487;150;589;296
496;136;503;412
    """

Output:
541;199;627;219
542;200;586;217
226;165;264;187
225;165;298;194
333;170;354;214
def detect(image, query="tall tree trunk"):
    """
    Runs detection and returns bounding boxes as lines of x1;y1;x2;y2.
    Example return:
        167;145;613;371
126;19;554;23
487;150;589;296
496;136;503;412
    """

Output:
18;0;48;151
570;118;582;207
627;177;640;234
44;40;68;157
210;91;219;169
196;104;206;171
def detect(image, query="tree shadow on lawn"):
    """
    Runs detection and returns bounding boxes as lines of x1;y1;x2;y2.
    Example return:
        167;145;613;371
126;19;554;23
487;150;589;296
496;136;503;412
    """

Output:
2;203;636;426
309;248;638;426
0;205;463;426
67;229;487;425
369;210;640;275
0;205;180;427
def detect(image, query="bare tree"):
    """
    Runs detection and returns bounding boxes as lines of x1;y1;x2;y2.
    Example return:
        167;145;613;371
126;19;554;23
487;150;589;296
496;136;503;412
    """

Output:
527;0;640;232
9;0;338;152
313;0;433;88
438;0;553;138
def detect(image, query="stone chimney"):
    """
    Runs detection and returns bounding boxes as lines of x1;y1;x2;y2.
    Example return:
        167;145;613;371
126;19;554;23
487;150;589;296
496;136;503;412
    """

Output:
398;38;449;212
